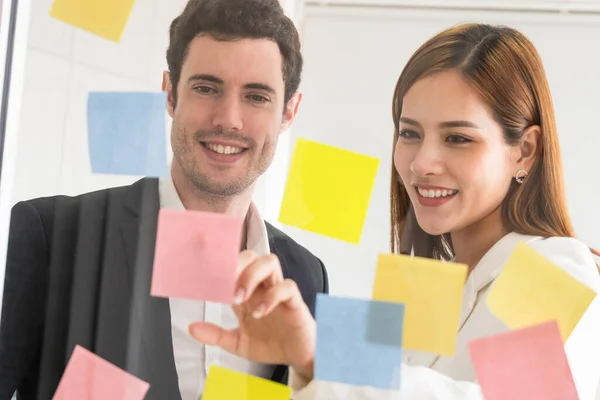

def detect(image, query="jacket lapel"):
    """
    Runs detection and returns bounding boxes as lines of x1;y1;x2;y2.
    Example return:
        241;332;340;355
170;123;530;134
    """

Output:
265;223;292;385
457;232;542;331
266;225;292;384
406;232;542;368
120;178;181;399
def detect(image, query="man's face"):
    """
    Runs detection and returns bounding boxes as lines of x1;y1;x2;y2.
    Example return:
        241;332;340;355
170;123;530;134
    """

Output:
167;35;300;197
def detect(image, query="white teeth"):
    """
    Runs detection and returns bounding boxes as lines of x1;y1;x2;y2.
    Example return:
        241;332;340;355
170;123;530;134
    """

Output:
417;187;458;198
205;143;244;155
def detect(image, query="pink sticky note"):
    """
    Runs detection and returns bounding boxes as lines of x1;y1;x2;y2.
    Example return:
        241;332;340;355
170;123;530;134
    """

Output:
53;345;149;400
151;208;243;303
468;321;578;400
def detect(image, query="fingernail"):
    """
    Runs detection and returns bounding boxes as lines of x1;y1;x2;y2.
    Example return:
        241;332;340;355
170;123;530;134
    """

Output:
252;304;265;319
233;287;245;304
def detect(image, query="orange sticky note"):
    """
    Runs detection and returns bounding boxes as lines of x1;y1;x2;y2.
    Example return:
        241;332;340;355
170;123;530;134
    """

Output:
468;321;579;400
486;242;597;341
278;138;379;244
372;253;467;355
151;209;243;303
53;345;149;400
50;0;136;42
203;365;292;399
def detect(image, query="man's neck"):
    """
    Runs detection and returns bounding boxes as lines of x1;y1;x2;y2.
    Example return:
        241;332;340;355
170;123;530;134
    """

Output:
170;169;254;220
170;168;254;252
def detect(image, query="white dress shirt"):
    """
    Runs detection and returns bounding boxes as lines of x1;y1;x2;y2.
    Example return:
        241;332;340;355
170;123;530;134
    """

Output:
158;176;276;400
289;232;600;399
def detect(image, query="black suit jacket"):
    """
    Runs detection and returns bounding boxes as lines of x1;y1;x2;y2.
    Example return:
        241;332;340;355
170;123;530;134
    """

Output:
0;178;328;400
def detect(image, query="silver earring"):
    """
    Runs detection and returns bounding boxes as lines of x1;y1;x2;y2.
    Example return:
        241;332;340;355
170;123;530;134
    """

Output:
515;169;528;184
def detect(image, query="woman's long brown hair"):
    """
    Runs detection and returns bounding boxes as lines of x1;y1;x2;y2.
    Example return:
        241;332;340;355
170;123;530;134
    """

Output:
389;23;600;271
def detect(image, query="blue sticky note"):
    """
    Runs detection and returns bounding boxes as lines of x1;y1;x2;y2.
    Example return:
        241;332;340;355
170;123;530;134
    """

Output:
87;92;169;177
315;294;404;390
366;300;405;347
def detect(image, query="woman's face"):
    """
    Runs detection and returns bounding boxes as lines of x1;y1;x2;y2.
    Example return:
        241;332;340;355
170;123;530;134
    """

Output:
394;69;520;236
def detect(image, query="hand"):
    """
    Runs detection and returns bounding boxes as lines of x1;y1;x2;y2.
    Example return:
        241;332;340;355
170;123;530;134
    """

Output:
189;250;316;379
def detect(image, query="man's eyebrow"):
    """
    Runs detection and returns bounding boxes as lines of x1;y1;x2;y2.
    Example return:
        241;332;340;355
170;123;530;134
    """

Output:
243;83;276;95
187;74;224;84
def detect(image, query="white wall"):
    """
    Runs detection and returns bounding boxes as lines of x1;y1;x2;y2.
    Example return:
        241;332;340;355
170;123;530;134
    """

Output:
0;0;32;324
8;0;599;310
9;0;302;220
282;4;600;397
1;3;301;400
281;3;600;300
1;0;599;397
0;0;301;354
11;0;182;203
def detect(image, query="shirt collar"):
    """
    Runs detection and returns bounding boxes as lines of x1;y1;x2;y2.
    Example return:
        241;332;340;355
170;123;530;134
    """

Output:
158;176;270;256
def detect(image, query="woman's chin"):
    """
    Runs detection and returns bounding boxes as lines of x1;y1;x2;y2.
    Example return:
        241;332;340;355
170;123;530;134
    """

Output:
422;227;450;236
415;220;452;236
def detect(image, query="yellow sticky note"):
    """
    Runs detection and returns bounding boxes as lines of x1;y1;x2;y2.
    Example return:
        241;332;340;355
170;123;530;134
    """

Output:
50;0;136;42
278;139;379;244
203;365;292;400
486;242;596;341
372;254;467;355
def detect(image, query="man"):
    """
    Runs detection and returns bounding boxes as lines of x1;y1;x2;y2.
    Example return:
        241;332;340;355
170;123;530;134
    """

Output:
0;0;328;399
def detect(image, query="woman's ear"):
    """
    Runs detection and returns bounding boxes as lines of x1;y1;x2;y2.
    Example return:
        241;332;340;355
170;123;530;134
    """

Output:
517;125;541;171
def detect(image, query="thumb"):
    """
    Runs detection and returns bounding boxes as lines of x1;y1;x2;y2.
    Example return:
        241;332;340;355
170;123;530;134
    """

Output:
188;322;240;355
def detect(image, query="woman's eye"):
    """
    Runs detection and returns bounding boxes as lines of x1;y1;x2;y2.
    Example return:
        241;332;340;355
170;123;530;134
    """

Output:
446;135;472;144
398;129;419;139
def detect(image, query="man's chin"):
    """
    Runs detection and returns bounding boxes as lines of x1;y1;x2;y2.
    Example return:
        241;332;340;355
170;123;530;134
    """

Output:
192;178;252;198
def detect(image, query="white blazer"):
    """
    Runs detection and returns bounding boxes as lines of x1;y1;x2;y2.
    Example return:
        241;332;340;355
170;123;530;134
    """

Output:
290;232;600;400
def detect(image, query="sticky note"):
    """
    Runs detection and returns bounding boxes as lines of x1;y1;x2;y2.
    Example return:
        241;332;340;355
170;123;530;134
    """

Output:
87;92;169;177
315;294;404;390
50;0;136;42
203;365;292;399
151;209;243;303
372;253;467;355
53;345;149;400
468;321;578;400
486;242;596;341
278;139;379;244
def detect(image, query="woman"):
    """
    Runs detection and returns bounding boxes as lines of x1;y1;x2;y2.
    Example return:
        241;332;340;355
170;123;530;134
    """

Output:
190;23;600;399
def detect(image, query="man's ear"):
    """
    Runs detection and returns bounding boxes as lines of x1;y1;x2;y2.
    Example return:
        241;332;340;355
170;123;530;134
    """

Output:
280;92;303;133
163;70;175;118
516;125;541;172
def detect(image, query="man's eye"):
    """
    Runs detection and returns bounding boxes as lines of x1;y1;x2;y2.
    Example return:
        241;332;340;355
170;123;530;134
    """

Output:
194;86;216;94
249;95;268;103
